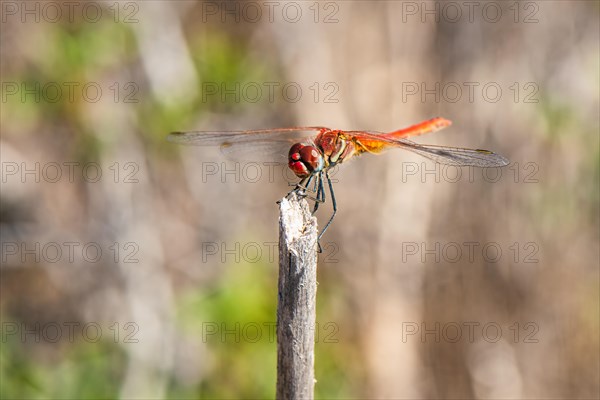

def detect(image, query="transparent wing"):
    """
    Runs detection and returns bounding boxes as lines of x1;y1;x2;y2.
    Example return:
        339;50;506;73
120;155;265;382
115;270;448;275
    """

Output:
219;140;299;162
167;127;325;146
397;141;509;167
345;131;509;167
167;127;325;162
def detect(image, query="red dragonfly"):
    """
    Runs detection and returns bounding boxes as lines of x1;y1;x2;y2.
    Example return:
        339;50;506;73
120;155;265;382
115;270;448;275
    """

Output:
168;117;508;243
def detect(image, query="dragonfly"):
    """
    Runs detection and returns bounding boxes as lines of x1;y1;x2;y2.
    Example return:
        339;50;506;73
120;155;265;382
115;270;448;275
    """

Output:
168;117;508;247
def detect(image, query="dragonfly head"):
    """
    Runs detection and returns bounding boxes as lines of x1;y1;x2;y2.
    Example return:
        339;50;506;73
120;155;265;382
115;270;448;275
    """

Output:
288;143;324;178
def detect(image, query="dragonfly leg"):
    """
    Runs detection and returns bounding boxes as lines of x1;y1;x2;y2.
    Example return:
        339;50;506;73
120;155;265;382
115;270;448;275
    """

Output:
284;172;328;254
280;176;309;205
288;176;312;198
318;170;337;242
288;173;326;207
312;172;325;214
312;173;320;193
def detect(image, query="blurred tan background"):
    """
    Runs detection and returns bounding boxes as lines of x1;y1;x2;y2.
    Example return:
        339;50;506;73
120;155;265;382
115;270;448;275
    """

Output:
1;1;598;399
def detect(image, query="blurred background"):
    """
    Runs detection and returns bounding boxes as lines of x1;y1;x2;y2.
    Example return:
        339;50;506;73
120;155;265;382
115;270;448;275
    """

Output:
1;1;598;399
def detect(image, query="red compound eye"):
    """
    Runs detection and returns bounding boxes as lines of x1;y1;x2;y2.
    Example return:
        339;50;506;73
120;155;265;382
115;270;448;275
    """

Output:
289;143;304;162
288;143;323;178
299;146;320;170
288;143;310;178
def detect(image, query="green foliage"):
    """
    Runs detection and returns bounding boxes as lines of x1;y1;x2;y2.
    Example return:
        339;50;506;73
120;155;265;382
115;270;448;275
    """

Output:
140;31;279;148
1;323;125;400
175;260;278;398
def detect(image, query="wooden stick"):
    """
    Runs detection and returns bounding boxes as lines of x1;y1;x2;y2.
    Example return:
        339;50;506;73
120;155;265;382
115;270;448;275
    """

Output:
276;193;318;400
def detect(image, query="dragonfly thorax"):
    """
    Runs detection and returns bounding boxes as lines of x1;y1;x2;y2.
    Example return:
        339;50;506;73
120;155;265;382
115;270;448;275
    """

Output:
314;130;356;171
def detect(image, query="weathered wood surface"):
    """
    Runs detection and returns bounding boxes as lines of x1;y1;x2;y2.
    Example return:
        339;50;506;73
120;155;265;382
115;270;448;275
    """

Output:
276;193;318;400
